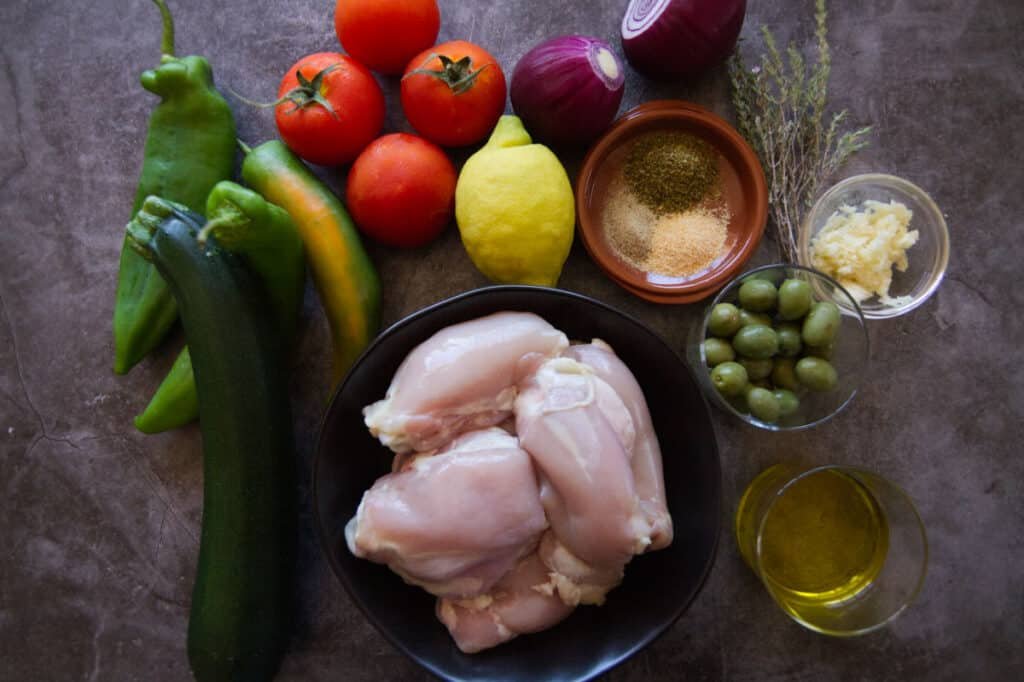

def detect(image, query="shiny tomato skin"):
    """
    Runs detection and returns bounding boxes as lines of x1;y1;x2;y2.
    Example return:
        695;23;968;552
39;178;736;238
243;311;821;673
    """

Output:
274;52;385;166
401;41;507;147
346;133;456;248
335;0;440;75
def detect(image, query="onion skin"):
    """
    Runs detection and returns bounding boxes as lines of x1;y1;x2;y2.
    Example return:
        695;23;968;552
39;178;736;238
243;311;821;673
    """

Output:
621;0;746;79
511;35;625;147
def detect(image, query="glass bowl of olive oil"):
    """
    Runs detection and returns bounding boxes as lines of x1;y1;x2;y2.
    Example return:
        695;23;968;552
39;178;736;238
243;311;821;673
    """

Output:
735;463;928;636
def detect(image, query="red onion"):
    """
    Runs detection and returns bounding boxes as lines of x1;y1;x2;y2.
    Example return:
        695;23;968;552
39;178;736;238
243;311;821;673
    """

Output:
511;35;625;147
621;0;746;79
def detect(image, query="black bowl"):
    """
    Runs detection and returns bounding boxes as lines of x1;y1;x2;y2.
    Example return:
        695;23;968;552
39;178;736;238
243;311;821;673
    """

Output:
313;286;721;681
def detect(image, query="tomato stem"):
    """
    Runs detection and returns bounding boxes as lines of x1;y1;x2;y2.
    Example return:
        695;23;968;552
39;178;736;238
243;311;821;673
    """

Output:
231;64;343;119
403;53;491;94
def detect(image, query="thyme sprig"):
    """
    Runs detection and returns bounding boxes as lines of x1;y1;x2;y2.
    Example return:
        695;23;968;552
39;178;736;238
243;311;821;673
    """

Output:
729;0;871;262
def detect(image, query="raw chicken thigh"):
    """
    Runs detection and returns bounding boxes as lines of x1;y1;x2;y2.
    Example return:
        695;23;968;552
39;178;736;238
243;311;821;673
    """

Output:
564;341;673;550
515;357;651;566
348;313;672;654
513;354;662;611
535;530;625;607
363;312;568;453
346;428;548;598
436;550;575;654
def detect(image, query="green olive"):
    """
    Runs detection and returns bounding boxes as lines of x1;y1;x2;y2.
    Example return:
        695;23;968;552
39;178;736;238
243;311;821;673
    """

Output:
777;279;813;320
704;338;735;367
775;322;803;357
771;357;800;391
738;279;778;313
746;386;781;423
741;271;778;284
739;356;773;380
711;361;749;397
708;303;742;337
773;389;800;417
795;357;839;392
738;309;773;329
732;325;779;360
724;391;748;414
804;343;835;360
802;301;841;347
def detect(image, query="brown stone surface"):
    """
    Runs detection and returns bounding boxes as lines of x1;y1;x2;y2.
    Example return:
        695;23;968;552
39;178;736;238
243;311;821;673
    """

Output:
1;0;1022;680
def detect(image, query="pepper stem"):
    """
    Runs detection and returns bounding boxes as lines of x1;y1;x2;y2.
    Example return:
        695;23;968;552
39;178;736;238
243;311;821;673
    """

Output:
197;203;248;248
151;0;175;57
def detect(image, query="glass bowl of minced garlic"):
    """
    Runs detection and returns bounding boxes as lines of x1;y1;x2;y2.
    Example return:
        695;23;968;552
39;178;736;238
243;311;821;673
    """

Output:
799;174;949;319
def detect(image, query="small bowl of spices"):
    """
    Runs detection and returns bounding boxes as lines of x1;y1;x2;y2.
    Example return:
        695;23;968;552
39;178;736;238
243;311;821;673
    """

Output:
576;100;768;303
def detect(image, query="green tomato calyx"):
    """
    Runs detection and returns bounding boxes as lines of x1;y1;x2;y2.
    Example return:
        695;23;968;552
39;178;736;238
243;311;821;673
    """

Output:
404;54;490;95
235;64;343;119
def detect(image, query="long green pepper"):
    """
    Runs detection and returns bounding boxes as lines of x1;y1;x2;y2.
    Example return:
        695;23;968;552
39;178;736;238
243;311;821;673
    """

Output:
113;0;236;374
134;183;305;434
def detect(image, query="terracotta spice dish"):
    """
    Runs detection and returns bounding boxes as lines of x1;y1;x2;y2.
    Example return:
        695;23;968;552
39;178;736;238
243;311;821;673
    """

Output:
576;100;768;303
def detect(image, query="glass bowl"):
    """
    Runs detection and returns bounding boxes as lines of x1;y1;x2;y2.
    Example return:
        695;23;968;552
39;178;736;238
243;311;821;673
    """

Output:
687;264;870;431
798;174;949;319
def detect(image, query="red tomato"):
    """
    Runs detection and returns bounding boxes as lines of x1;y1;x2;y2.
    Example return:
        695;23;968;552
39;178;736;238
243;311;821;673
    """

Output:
335;0;440;75
400;41;507;148
274;52;385;166
346;133;456;248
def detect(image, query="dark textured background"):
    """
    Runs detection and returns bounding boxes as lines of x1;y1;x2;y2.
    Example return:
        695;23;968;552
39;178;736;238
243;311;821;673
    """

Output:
1;0;1022;680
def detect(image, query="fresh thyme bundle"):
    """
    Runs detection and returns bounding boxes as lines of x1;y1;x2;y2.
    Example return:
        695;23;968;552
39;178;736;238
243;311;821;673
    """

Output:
729;0;871;262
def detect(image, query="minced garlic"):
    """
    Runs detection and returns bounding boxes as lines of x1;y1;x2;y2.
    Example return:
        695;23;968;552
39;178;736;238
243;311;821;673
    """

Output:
809;199;919;306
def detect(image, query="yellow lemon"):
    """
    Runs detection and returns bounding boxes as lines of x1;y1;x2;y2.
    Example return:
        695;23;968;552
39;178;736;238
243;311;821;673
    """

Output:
455;116;574;287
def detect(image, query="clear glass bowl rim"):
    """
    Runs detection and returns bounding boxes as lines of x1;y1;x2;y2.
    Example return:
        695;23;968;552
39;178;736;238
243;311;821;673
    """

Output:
697;262;870;432
798;173;950;320
753;464;929;637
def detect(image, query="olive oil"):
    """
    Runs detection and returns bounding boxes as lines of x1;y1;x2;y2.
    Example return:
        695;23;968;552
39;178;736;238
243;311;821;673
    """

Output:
736;466;889;622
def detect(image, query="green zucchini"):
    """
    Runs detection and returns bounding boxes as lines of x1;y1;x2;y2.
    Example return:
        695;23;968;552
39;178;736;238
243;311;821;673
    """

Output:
126;196;294;681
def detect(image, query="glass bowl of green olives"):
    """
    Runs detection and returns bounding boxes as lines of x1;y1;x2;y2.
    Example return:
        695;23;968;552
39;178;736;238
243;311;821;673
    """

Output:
688;264;870;430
